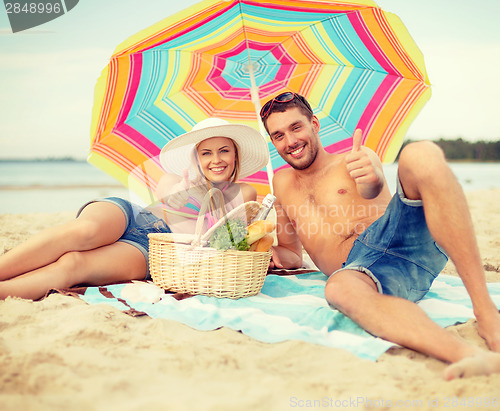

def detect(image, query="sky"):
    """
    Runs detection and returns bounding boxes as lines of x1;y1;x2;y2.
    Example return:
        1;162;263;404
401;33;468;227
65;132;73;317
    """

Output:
1;0;499;160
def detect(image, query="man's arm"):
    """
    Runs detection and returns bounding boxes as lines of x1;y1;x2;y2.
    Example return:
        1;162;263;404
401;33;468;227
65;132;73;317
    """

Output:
345;129;386;199
269;175;303;270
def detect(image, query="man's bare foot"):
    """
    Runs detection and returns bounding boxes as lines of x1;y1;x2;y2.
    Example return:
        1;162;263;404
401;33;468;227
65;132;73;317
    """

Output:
443;352;500;380
476;310;500;352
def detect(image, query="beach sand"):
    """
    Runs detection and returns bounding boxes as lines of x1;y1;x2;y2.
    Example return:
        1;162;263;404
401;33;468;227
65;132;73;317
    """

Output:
1;189;499;410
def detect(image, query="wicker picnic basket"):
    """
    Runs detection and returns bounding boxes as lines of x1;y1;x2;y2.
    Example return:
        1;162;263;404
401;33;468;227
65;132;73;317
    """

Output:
149;188;272;299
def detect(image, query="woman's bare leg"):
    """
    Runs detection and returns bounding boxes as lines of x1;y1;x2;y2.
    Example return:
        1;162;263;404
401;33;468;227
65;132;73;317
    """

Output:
0;241;147;300
0;202;127;281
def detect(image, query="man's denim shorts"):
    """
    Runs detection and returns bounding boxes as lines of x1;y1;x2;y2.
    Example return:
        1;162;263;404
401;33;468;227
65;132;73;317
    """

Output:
77;197;171;278
331;178;448;302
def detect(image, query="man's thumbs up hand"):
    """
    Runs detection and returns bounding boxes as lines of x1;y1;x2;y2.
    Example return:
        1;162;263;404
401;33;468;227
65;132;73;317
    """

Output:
351;128;363;153
346;129;372;183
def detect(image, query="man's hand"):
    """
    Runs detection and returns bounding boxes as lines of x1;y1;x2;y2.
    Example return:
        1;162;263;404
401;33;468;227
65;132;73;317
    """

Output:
269;246;284;270
345;129;383;198
165;169;190;209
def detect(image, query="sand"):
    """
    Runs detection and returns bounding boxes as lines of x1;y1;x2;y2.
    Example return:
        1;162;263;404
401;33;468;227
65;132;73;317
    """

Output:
1;190;499;410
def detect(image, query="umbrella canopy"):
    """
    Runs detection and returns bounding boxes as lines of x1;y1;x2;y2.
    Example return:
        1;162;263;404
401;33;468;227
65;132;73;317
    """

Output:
89;0;430;204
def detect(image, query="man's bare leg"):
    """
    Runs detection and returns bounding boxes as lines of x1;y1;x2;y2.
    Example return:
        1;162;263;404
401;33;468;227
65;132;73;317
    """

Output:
325;270;500;380
324;141;500;379
398;142;500;352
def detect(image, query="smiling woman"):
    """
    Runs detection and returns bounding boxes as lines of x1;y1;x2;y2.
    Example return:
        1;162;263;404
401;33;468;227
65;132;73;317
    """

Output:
0;118;269;301
146;118;269;236
196;137;238;183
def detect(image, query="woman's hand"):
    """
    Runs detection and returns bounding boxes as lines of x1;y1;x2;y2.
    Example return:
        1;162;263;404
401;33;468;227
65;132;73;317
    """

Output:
164;169;190;209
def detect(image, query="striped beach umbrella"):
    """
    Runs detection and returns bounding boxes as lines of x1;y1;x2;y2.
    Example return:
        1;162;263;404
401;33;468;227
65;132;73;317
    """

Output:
89;0;430;204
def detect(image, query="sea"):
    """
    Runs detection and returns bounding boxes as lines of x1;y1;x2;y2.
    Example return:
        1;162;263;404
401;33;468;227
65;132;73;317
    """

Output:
1;160;499;214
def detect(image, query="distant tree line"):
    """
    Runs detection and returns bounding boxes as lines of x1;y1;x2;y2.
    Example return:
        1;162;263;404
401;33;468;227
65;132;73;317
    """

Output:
398;138;500;161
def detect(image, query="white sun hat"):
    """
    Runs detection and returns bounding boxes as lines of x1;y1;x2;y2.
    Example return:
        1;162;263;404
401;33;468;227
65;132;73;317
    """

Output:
159;118;269;179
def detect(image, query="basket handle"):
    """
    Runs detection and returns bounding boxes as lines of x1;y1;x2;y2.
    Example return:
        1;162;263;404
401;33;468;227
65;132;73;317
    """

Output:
191;188;227;246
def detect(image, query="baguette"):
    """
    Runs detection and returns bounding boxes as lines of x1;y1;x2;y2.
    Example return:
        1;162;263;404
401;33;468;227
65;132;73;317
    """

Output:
245;220;275;245
249;234;274;252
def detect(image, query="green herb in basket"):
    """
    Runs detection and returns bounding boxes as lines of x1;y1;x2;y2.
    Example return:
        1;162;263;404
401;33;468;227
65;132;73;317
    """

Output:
208;218;250;251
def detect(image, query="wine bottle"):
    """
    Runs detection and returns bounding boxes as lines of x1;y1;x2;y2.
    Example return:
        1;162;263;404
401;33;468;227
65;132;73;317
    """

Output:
252;193;276;222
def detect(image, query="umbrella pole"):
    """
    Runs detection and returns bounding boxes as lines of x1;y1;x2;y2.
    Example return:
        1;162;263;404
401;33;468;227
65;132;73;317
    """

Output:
248;63;274;194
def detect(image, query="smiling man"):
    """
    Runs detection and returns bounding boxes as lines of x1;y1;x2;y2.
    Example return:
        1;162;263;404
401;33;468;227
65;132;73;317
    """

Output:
261;92;500;380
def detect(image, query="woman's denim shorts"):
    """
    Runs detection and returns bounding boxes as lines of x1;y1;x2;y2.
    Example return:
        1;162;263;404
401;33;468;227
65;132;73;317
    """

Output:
331;178;448;302
77;197;171;279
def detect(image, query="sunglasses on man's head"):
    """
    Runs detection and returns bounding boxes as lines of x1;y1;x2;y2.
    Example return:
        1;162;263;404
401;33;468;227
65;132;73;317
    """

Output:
260;92;311;119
